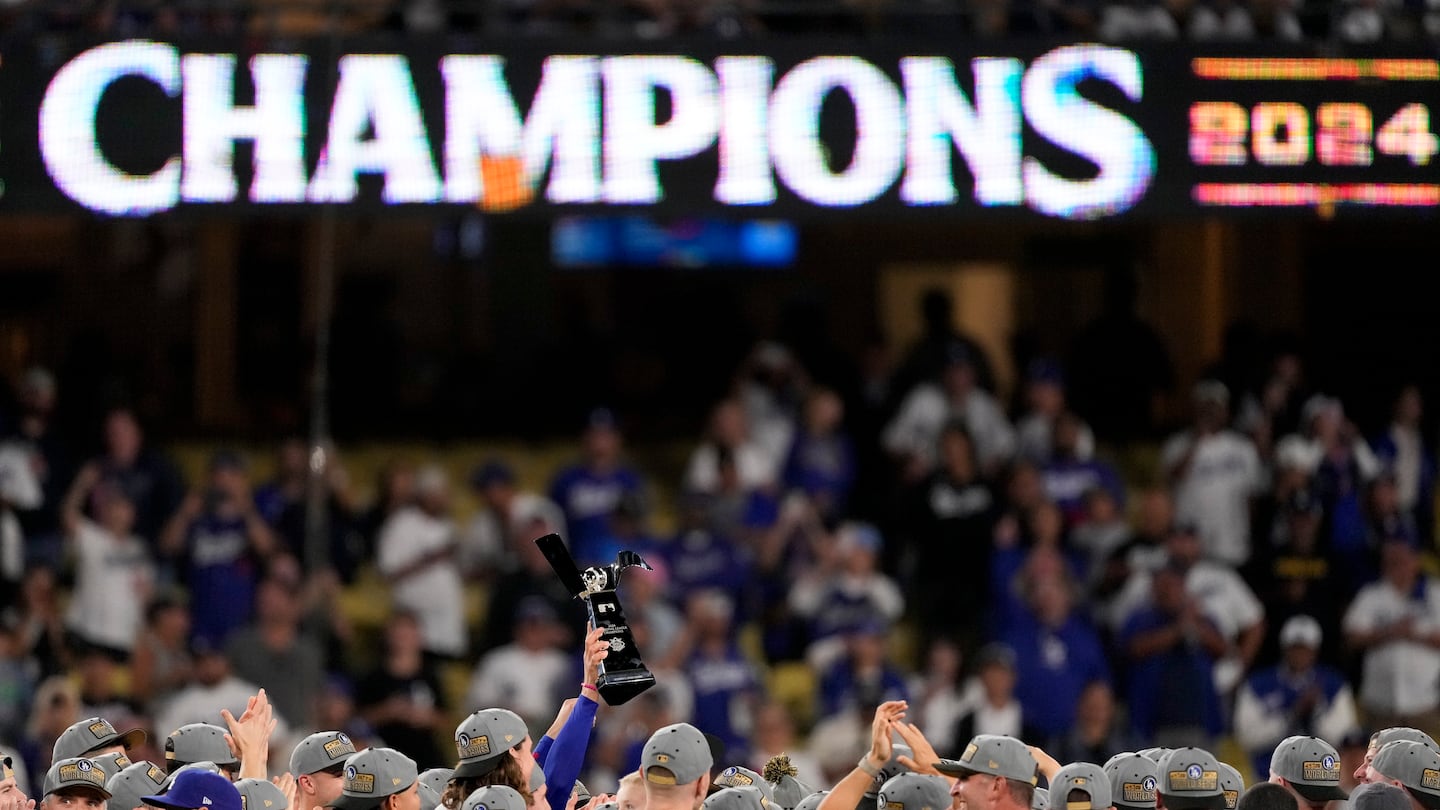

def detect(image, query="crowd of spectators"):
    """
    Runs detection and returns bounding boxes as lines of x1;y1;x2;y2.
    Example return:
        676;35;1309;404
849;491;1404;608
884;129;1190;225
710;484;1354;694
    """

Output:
0;284;1436;799
1;0;1438;45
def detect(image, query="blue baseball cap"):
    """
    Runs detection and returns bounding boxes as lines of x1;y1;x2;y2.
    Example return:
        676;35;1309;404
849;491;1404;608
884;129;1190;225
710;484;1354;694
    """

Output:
143;770;242;810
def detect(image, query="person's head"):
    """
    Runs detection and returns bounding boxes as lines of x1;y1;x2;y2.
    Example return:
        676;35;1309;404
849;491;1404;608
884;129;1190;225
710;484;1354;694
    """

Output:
939;422;977;481
448;709;533;807
1192;381;1230;431
236;779;291;810
1394;386;1424;427
275;438;309;481
1234;783;1298;810
327;749;420;810
1;757;27;804
413;465;451;515
1281;490;1322;551
835;523;882;576
1075;681;1116;728
20;366;58;415
802;389;843;436
165;724;239;778
1005;461;1044;512
53;717;147;764
291;732;359;810
1024;360;1066;417
470;461;517;511
1135;488;1174;540
1025;573;1075;627
190;641;231;688
1350;783;1415;810
384;612;425;657
1155;748;1227;810
877;774;950;810
1151;562;1189;615
616;773;646;810
104;409;143;464
1083;487;1120;525
207;451;249;500
941;346;977;398
1027;502;1064;547
1047;763;1113;810
752;703;796;754
1278;616;1322;674
1268;736;1347;809
708;400;749;449
640;723;714;810
974;644;1017;704
1369;741;1440;810
95;485;137;537
1103;754;1157;810
1381;539;1423;590
1164;524;1202;568
1053;412;1085;459
1370;473;1402;517
1301;396;1343;443
1358;730;1439;785
935;735;1037;810
583;409;623;467
42;758;111;810
686;591;735;642
254;576;301;627
513;598;561;651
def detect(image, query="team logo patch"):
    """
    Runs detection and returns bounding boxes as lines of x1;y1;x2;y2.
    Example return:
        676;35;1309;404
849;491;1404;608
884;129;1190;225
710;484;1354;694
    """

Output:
348;771;377;794
393;778;403;786
58;762;105;787
1302;760;1339;782
90;721;115;739
961;745;978;763
1168;769;1218;792
147;765;167;785
1422;769;1440;790
325;737;357;760
457;733;491;758
717;768;753;787
77;761;93;773
111;755;131;771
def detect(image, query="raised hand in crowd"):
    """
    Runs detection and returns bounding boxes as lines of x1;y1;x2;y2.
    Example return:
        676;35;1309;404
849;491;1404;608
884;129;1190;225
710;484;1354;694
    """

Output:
223;688;277;779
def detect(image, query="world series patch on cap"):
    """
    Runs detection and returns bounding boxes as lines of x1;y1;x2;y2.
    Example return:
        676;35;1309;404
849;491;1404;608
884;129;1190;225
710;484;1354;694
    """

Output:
461;786;528;810
331;749;420;810
1104;753;1158;810
1048;762;1112;810
93;752;132;778
714;766;773;801
1271;736;1346;803
1156;749;1226;810
1372;741;1440;810
453;710;527;779
44;757;113;799
935;736;1037;785
291;732;359;777
641;723;714;786
53;717;148;761
1217;763;1243;810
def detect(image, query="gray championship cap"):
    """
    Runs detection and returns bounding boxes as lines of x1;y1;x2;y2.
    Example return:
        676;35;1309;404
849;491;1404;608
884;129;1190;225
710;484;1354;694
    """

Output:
54;718;148;761
164;762;226;790
291;732;359;777
714;767;776;802
1372;729;1440;753
935;736;1038;784
419;770;454;802
1032;788;1049;810
1105;753;1158;810
594;803;618;810
704;787;769;810
1156;749;1226;810
1350;783;1414;810
94;752;134;778
109;761;172;810
641;723;714;787
236;778;290;810
763;756;816;810
530;762;547;794
462;786;528;810
329;749;420;810
1217;764;1243;810
44;758;114;799
1138;750;1171;765
877;773;950;810
866;746;914;799
1048;763;1112;810
1270;736;1345;804
453;710;528;779
795;792;830;810
1372;741;1440;810
418;782;442;810
167;724;239;769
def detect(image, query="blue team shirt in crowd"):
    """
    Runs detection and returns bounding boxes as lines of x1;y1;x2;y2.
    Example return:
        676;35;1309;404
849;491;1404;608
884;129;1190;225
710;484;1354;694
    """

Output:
1242;663;1350;776
1119;606;1224;740
1000;610;1111;738
549;465;644;565
686;643;760;759
186;512;259;646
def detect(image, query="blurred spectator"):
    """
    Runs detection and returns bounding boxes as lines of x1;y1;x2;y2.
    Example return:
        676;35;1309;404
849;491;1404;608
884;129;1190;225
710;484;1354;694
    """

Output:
91;408;184;545
1365;472;1419;552
2;567;68;679
1342;538;1440;732
159;450;277;648
816;622;908;721
0;620;37;744
461;459;565;579
702;446;781;544
883;345;1015;481
21;675;80;777
480;511;585;652
951;643;1037;744
1093;487;1172;630
1049;681;1136;765
464;597;570;737
356;611;448;768
660;494;755;605
60;466;154;657
357;459;415;557
0;441;39;600
315;674;379;753
3;367;73;547
155;640;289;740
375;464;466;659
901;423;997;652
1119;561;1226;748
676;590;761;763
224;574;325;732
789;522;903;671
254;439;364;583
550;409;646;566
907;637;971;754
1040;412;1126;528
1234;615;1358;778
892;288;997;398
129;593;194;715
1236;342;1310;460
1071;486;1132;592
1161;380;1264;567
74;644;139;727
686;399;780;496
1369;385;1434;543
737;342;806;469
588;491;662;576
1016;359;1094;464
748;702;823;785
1068;268;1174;444
1249;489;1344;666
1276;396;1381;578
998;571;1110;741
780;388;856;522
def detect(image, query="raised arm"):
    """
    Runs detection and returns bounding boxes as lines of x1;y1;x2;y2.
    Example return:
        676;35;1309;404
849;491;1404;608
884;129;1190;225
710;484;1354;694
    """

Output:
542;625;609;810
818;701;908;810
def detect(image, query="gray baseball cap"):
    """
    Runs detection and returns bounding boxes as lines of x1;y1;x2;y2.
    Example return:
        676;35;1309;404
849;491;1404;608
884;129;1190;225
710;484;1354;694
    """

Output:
1372;741;1440;810
594;803;618;810
877;773;950;810
1217;764;1243;810
1270;736;1346;803
44;758;113;799
109;761;172;810
795;792;829;810
236;778;289;810
1138;750;1171;764
1105;753;1158;810
714;767;775;801
530;762;547;794
462;786;527;810
1351;783;1414;810
1156;749;1226;810
419;769;454;798
54;718;148;761
770;772;817;810
704;787;769;810
1032;788;1048;810
642;723;714;786
290;732;358;777
865;746;914;799
167;724;239;769
935;736;1037;784
329;749;419;810
1048;763;1112;810
453;710;528;779
164;762;225;790
1372;729;1440;753
94;752;134;778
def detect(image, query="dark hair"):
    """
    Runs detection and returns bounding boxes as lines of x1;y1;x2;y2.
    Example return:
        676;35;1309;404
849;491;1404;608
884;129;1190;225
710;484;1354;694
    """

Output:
1235;783;1299;810
441;758;532;810
1004;780;1036;807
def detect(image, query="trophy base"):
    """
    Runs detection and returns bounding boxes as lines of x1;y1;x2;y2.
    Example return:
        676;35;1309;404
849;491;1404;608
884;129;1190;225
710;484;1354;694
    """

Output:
597;667;656;706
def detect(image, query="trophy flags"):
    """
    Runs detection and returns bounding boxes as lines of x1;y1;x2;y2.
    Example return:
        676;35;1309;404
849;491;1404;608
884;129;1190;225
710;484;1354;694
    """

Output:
533;534;657;705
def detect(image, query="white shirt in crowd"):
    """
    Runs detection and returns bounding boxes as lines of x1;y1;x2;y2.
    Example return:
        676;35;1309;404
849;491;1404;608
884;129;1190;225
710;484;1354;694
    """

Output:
458;493;565;576
1233;672;1359;757
882;383;1016;471
377;506;467;657
1342;576;1440;717
1273;434;1380;480
464;644;571;730
684;442;779;494
1161;429;1263;566
65;518;155;652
